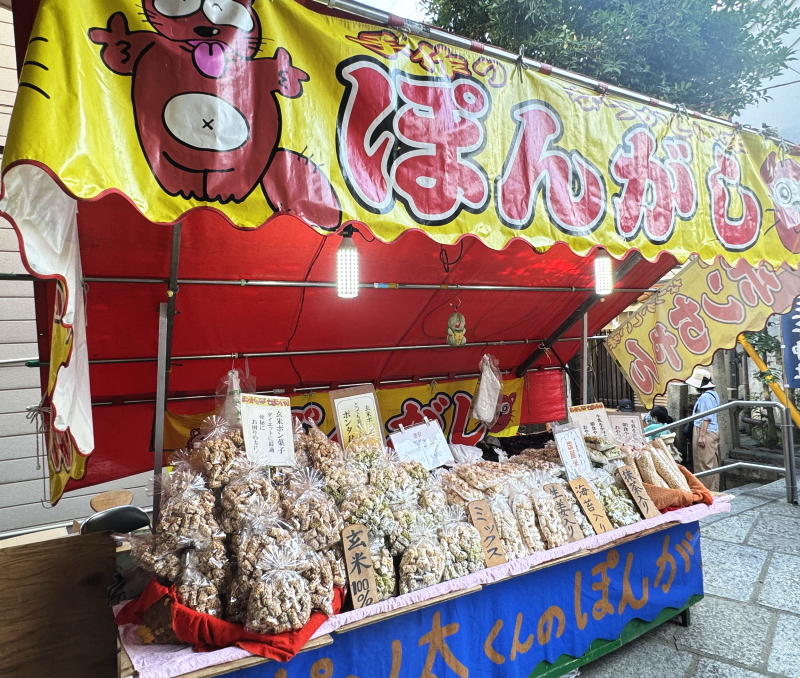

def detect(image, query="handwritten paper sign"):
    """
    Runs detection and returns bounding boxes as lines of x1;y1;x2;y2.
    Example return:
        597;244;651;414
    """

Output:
341;524;377;610
568;477;613;534
617;465;660;519
568;403;612;440
467;500;505;567
240;394;296;466
552;423;594;481
607;413;644;443
543;483;585;542
389;420;453;470
329;385;383;448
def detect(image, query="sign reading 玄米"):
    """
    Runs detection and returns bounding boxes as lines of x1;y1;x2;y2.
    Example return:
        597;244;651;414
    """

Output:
240;394;295;466
341;524;378;610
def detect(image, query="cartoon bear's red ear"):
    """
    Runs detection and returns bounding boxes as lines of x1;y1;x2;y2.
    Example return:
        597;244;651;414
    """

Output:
761;152;777;184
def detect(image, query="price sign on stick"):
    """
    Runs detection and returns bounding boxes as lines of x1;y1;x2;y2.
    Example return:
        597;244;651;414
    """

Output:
568;477;613;534
329;385;384;448
240;394;296;466
543;483;585;542
552;423;594;481
389;419;453;470
468;499;505;567
607;413;644;443
617;465;660;519
568;403;612;440
341;524;377;610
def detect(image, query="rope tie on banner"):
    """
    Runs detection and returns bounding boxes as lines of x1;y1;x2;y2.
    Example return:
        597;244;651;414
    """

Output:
540;343;554;364
514;45;528;81
26;402;50;472
429;379;438;393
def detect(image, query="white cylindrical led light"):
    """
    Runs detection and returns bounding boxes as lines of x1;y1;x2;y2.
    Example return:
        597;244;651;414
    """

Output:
337;232;359;298
594;251;613;296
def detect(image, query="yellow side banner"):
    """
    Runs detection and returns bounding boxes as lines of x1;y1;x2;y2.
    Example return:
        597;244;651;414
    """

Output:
165;376;523;451
5;0;800;267
605;259;800;408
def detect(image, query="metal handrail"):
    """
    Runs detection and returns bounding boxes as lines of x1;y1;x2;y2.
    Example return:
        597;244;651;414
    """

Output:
648;399;798;505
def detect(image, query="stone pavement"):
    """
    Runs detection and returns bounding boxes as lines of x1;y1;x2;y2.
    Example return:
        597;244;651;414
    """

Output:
580;478;800;678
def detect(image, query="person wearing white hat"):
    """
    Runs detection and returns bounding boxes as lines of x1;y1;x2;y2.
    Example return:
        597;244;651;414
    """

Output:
686;367;720;491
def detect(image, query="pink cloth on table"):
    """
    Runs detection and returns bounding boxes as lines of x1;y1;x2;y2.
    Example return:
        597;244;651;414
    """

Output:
120;496;731;678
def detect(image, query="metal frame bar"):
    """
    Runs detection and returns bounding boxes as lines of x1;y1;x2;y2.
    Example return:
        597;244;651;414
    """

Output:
152;303;168;527
647;399;798;504
581;314;589;404
309;0;793;145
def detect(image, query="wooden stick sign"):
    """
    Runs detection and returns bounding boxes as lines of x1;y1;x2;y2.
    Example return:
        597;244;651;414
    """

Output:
341;524;377;610
567;478;614;534
467;500;506;567
543;483;584;542
617;465;660;519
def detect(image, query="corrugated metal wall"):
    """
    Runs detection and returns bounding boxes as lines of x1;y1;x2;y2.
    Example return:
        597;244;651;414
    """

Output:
0;9;149;533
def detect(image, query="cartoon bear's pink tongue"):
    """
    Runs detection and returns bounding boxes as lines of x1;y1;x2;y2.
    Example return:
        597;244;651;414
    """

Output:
192;41;228;78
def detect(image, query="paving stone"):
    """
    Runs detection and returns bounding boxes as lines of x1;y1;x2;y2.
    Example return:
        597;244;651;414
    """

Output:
701;539;768;602
578;639;693;678
727;495;776;516
725;483;763;496
758;553;800;614
690;659;768;678
701;513;758;544
747;510;800;556
744;479;787;499
673;596;773;668
768;615;800;678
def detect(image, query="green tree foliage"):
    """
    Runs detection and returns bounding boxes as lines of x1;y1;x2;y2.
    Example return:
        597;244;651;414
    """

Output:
423;0;800;116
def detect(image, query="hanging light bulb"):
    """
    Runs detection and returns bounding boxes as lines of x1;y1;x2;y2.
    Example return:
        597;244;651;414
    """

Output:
594;250;613;296
337;227;359;298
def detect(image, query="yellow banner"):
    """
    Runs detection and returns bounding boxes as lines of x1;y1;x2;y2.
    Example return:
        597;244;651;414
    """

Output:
5;0;800;267
605;259;800;408
166;376;523;451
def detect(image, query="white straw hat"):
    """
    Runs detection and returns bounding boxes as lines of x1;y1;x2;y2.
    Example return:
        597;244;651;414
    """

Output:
686;367;715;389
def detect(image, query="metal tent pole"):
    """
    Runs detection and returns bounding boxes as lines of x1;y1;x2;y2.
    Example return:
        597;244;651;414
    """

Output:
778;322;799;504
152;302;169;528
581;314;589;404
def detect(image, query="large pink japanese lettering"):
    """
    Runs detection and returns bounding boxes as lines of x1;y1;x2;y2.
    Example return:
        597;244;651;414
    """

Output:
668;295;711;355
625;339;658;395
495;101;606;233
649;322;683;371
337;57;490;223
706;144;762;251
610;127;697;242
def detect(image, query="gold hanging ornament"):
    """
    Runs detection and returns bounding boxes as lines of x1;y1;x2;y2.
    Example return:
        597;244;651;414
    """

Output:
446;299;466;347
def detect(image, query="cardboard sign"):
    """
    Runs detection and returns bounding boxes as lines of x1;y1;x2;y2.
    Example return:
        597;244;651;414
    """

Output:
389;419;453;470
552;423;594;481
607;413;645;444
568;477;614;534
240;394;296;466
617;465;660;519
568;403;612;440
329;385;383;447
543;483;585;542
467;500;505;567
341;524;378;610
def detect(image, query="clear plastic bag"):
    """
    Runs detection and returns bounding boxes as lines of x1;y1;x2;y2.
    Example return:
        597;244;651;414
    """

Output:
307;423;345;471
245;544;312;634
370;536;396;601
345;427;385;471
487;495;528;560
322;452;369;505
419;469;449;516
234;499;295;578
339;485;398;543
176;550;223;617
438;506;485;580
506;481;546;553
370;449;418;498
386;486;424;556
291;417;314;469
399;518;445;594
156;466;220;547
129;532;183;582
299;543;335;617
280;468;344;552
590;470;640;528
526;472;570;549
220;459;279;533
216;367;256;426
471;354;503;426
198;415;246;489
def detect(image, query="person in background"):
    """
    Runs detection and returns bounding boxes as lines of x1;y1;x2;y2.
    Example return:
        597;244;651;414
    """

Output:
644;406;681;462
617;398;635;413
685;367;720;491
